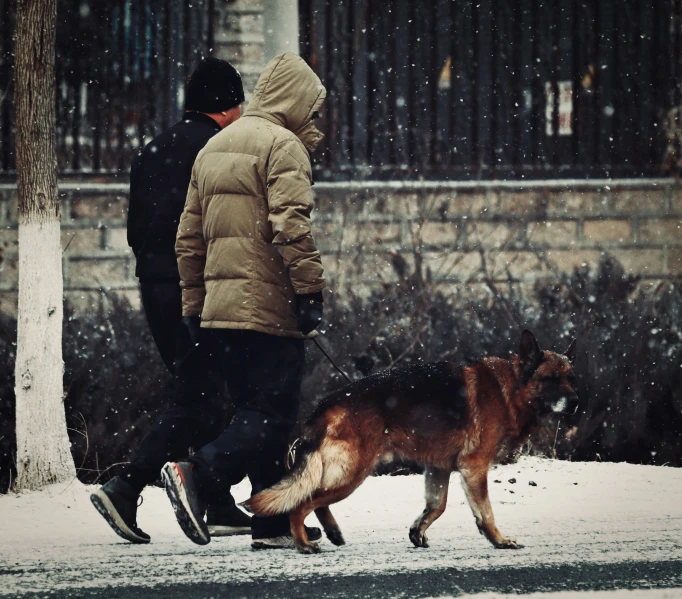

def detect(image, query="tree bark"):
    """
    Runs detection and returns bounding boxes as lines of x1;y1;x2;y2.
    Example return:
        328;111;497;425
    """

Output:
14;0;75;490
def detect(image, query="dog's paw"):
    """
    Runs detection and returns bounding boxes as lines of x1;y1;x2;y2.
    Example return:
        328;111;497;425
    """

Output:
326;529;345;546
494;537;524;549
296;542;321;554
409;528;430;548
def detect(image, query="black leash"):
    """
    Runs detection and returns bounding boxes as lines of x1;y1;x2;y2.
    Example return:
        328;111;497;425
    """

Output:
312;337;352;384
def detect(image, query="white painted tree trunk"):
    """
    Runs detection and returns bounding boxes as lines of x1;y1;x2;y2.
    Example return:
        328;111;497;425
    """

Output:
14;221;75;490
14;0;75;491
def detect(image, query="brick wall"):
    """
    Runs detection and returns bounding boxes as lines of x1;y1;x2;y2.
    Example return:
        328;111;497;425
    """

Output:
0;180;679;317
314;180;682;294
0;184;137;316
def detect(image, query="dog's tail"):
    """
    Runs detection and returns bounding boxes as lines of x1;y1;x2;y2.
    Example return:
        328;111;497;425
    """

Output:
244;441;324;516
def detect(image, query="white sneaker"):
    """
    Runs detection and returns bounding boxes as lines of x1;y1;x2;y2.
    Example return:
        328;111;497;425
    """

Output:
251;535;296;550
208;524;252;537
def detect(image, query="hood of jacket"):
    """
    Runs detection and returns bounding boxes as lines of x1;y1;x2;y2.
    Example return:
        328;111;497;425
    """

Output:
244;53;326;151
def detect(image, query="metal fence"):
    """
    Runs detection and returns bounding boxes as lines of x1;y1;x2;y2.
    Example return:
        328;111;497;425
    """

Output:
300;0;682;180
0;0;213;175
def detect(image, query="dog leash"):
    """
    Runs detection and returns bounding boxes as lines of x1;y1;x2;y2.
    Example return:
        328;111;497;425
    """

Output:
286;339;350;471
312;337;352;384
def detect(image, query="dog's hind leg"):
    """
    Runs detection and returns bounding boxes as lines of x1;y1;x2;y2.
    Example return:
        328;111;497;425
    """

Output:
409;468;450;548
458;457;523;549
290;503;320;554
315;506;345;546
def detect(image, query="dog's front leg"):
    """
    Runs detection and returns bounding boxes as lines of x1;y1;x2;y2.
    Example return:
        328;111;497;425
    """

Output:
409;468;450;548
458;459;523;549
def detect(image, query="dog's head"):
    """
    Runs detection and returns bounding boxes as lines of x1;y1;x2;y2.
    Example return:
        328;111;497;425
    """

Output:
518;330;579;416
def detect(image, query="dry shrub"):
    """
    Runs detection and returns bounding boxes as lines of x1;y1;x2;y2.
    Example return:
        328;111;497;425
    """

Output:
303;254;682;466
1;255;681;492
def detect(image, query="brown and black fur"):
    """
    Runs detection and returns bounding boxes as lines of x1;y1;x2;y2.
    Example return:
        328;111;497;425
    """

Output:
245;330;579;554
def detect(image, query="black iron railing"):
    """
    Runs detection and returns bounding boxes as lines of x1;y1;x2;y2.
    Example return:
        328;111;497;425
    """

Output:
300;0;682;180
0;0;213;174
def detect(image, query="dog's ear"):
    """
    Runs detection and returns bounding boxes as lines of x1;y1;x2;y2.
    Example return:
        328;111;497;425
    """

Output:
519;330;542;378
564;338;577;366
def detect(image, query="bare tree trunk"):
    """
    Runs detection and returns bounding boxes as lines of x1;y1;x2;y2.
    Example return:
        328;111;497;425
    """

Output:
14;0;75;491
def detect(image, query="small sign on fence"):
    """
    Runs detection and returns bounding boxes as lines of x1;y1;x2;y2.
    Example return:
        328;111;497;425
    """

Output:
545;80;573;136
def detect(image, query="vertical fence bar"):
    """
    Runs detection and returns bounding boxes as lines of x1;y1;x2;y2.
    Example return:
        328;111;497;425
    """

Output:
652;0;667;170
434;0;451;171
517;0;533;170
616;0;637;175
411;0;428;170
489;0;499;175
406;1;417;170
314;0;331;172
596;0;614;173
372;1;392;171
555;0;573;172
392;0;410;170
569;0;580;171
578;2;596;173
550;0;559;166
476;0;492;174
207;0;215;54
386;0;398;169
451;0;474;171
493;0;515;174
324;1;337;172
339;0;351;168
91;1;102;172
427;1;439;170
510;0;522;171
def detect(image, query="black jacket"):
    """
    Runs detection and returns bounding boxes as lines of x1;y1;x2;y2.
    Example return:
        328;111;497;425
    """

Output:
127;112;222;280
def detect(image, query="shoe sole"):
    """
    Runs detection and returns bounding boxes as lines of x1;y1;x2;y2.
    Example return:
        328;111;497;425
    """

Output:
90;490;150;544
161;463;210;546
208;525;252;537
251;536;296;550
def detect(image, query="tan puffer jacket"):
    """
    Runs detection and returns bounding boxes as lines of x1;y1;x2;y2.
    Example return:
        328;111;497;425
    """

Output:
175;53;326;338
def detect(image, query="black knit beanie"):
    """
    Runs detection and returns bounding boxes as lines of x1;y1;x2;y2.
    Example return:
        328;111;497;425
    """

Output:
184;57;245;113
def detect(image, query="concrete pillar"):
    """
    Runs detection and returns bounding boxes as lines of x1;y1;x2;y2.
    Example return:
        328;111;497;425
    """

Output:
262;0;299;62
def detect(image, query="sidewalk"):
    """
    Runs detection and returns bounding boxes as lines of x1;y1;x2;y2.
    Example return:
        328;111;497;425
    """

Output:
1;457;681;597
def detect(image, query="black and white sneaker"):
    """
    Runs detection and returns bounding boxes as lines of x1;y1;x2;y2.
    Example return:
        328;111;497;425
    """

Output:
251;526;322;550
161;462;210;545
207;503;252;537
90;477;150;544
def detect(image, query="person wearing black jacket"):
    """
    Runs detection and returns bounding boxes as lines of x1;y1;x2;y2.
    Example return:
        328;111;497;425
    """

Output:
90;58;253;543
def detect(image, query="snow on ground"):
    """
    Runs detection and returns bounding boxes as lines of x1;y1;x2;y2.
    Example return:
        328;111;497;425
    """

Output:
431;591;682;599
1;457;682;596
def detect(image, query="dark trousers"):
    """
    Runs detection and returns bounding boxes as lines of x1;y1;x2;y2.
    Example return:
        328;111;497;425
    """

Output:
189;329;305;538
121;281;227;496
140;281;182;374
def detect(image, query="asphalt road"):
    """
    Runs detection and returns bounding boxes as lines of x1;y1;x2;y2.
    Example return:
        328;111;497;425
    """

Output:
14;559;682;599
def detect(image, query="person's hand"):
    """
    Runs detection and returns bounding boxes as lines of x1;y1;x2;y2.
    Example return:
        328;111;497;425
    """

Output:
296;292;323;335
182;315;202;346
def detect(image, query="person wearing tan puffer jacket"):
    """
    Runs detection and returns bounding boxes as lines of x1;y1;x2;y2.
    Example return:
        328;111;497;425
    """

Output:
162;53;327;550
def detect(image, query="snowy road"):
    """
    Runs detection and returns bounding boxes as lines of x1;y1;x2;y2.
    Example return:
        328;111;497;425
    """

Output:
1;457;681;598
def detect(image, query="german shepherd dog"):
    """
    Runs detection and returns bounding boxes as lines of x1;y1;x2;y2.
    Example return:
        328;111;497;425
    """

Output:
245;330;579;554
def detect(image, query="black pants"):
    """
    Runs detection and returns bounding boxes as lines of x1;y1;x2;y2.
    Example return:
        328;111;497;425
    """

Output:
189;329;305;538
140;281;182;374
122;281;226;494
